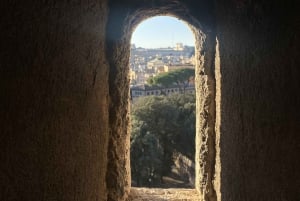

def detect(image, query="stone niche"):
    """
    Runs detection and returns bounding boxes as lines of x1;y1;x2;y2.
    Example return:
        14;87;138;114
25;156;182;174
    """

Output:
106;0;217;200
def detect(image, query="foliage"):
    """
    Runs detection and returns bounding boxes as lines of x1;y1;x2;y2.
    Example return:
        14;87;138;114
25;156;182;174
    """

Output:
147;68;195;93
130;93;195;187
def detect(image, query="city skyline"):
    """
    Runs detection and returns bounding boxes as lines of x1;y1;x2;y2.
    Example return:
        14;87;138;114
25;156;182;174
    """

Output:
131;16;195;49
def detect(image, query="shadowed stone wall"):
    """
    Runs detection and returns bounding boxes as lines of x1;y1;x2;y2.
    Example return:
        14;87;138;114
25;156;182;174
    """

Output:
0;1;109;200
215;1;300;200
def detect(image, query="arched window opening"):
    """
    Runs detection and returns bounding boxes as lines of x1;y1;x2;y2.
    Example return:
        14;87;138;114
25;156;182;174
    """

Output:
129;16;196;189
105;3;218;200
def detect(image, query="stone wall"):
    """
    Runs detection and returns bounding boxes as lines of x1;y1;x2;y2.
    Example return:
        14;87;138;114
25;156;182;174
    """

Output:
215;0;300;200
0;1;109;200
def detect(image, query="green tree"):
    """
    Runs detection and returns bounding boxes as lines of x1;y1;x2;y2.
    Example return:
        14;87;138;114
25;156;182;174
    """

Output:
147;68;195;93
130;93;195;187
167;93;196;158
173;68;195;93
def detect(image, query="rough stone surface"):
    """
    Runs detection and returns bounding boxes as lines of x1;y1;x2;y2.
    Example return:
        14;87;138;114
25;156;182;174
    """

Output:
215;1;300;200
128;188;201;201
0;1;109;201
0;0;299;201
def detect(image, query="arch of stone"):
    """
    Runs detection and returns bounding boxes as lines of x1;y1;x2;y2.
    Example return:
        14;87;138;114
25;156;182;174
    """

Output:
105;1;218;200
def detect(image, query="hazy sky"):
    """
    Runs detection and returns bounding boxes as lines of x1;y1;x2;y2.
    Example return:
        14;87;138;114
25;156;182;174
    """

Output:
131;16;195;48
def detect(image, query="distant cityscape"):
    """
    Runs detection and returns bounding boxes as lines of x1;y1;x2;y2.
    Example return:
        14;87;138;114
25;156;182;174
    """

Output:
130;43;195;99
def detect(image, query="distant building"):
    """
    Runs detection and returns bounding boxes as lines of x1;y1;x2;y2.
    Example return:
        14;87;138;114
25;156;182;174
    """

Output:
131;44;136;49
147;57;165;70
130;84;195;100
130;70;146;84
174;43;184;51
155;66;165;74
129;46;196;85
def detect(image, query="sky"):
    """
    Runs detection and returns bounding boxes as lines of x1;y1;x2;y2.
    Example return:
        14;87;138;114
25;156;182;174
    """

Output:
131;16;195;49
